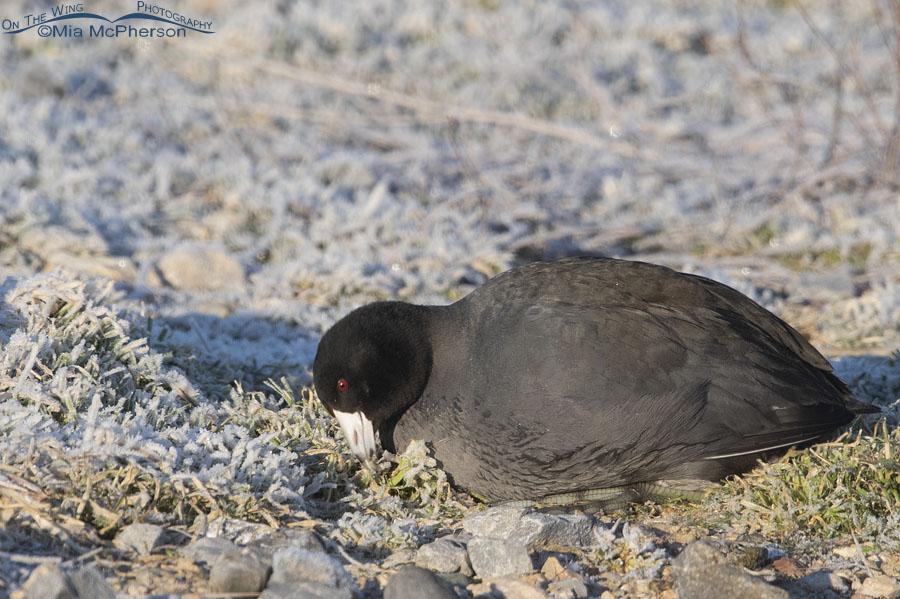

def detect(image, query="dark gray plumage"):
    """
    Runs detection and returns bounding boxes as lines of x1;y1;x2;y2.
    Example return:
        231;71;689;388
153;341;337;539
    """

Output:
313;257;876;504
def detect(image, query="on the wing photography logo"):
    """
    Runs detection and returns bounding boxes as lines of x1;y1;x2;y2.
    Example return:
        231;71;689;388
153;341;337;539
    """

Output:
2;2;214;38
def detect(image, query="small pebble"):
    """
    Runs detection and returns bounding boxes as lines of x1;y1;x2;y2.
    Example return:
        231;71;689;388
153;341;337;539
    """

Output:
283;529;327;554
21;564;75;599
469;577;549;599
673;541;788;599
541;556;566;579
860;575;900;598
269;547;355;590
20;564;116;599
180;536;240;566
246;529;327;562
113;523;167;556
467;537;533;579
462;507;595;550
416;537;473;576
260;582;350;599
384;566;455;599
208;550;271;593
67;566;116;599
798;570;849;595
834;546;860;560
548;577;589;599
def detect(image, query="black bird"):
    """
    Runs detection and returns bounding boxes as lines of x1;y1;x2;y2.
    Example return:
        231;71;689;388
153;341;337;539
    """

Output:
313;258;876;506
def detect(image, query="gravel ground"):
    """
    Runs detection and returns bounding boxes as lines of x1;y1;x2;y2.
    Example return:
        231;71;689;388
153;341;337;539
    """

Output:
0;0;898;597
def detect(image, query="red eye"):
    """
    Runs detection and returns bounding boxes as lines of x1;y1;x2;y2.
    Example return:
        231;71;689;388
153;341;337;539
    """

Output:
336;378;349;393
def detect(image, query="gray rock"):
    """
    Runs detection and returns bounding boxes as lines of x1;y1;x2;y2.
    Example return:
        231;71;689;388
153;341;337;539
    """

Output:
860;575;900;598
113;523;168;556
462;507;595;549
797;570;849;597
248;529;327;562
68;566;116;599
21;564;116;599
463;507;528;538
416;536;473;576
22;564;76;599
208;550;271;593
180;536;240;566
548;577;589;599
672;541;788;599
268;547;356;591
469;577;550;598
281;529;327;553
521;512;595;549
261;581;353;599
466;537;533;579
157;246;244;292
260;545;355;599
204;518;276;545
384;566;456;599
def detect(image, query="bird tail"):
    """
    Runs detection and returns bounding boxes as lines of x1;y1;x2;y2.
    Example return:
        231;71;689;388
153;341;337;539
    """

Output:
845;398;882;415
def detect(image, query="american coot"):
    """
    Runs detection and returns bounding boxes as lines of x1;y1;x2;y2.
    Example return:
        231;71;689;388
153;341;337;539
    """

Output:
313;258;876;506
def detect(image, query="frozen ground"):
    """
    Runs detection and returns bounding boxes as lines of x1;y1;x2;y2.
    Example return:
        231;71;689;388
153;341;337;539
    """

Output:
0;0;898;596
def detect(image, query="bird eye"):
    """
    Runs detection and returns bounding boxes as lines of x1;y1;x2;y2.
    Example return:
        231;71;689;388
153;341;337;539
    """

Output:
336;378;349;393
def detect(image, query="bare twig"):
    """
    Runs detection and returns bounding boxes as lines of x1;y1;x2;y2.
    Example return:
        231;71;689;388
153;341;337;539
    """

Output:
249;59;644;158
795;0;888;137
822;70;845;167
881;0;900;174
735;2;808;182
850;504;875;578
735;0;899;189
0;551;62;565
63;546;103;566
446;117;520;218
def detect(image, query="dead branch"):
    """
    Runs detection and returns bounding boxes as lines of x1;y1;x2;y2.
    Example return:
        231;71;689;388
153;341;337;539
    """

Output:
251;59;645;159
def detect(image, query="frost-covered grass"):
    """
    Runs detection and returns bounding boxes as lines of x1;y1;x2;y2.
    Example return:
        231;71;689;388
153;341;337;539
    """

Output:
0;271;470;563
0;270;896;593
0;0;898;593
0;273;305;533
703;352;900;550
714;423;899;548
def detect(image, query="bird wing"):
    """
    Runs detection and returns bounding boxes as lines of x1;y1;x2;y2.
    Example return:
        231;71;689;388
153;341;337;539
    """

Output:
465;297;858;495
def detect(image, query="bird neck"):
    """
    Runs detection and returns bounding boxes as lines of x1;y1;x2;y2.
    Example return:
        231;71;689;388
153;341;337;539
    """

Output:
365;301;434;417
367;301;438;450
